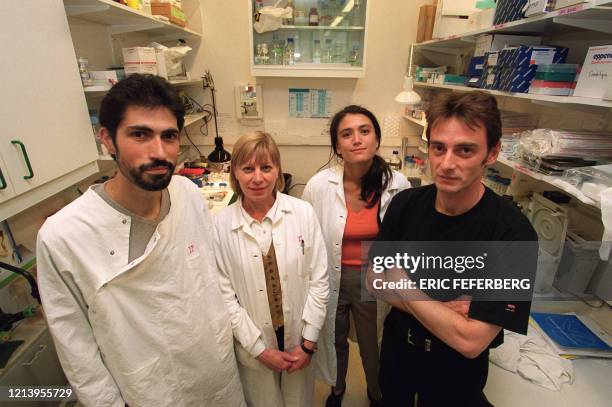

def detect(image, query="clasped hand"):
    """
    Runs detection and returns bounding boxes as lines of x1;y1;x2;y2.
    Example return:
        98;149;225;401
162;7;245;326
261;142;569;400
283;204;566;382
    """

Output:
257;343;313;374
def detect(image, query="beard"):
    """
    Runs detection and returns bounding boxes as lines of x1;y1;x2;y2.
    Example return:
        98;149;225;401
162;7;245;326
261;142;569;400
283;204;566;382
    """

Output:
118;158;176;191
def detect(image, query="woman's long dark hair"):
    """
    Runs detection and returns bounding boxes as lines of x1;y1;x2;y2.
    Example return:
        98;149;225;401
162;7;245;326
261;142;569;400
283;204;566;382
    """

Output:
329;105;393;208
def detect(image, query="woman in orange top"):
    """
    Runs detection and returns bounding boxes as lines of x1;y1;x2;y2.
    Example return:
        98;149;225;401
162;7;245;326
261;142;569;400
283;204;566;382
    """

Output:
303;105;410;406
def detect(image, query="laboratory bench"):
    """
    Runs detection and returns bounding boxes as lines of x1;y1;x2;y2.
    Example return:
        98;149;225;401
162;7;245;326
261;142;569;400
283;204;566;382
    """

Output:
485;300;612;406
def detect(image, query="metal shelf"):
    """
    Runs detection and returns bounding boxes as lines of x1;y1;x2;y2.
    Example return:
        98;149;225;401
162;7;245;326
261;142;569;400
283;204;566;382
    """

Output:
278;25;365;31
414;82;612;109
252;64;364;78
63;0;201;38
415;1;612;51
403;114;427;127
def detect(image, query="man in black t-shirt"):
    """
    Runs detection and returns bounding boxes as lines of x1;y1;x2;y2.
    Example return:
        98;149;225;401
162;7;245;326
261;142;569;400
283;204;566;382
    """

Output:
367;92;537;407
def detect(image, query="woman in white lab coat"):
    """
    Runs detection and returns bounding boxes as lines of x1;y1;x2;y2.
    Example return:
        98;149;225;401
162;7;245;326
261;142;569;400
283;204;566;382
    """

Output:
302;105;410;406
214;131;330;407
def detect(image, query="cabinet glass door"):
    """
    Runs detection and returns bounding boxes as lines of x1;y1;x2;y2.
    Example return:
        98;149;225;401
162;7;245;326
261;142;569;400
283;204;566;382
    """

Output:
251;0;367;76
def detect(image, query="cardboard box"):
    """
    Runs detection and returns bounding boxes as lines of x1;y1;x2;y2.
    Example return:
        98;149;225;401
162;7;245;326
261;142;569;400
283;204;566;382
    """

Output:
574;44;612;99
468;8;496;30
122;47;156;64
416;5;436;43
554;0;590;10
498;65;538;92
525;0;555;16
434;15;471;38
494;0;528;24
151;2;186;27
124;64;158;76
499;45;568;68
474;34;542;57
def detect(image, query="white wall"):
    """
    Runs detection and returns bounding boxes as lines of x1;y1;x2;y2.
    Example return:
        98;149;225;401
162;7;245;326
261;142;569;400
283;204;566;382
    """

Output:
187;0;429;193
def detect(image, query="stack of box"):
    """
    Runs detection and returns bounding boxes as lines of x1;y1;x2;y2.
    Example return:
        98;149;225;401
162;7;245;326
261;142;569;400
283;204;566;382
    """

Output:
123;47;157;76
480;51;501;90
497;45;568;93
529;64;578;96
416;5;437;43
494;0;528;25
574;44;612;100
151;0;186;27
525;0;556;17
466;56;485;87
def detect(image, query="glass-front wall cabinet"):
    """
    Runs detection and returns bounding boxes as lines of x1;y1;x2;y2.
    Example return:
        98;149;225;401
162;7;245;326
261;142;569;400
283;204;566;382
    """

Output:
250;0;368;77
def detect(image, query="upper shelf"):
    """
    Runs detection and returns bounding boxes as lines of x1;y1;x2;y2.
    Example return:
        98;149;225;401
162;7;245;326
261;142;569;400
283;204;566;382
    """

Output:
414;82;612;110
275;25;365;31
416;1;612;52
63;0;201;38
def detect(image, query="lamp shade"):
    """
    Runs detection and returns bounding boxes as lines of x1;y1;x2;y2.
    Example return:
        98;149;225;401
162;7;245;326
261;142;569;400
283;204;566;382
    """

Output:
394;76;421;105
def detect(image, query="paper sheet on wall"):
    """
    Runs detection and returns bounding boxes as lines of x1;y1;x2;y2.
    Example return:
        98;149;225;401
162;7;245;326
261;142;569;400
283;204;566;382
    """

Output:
288;88;331;118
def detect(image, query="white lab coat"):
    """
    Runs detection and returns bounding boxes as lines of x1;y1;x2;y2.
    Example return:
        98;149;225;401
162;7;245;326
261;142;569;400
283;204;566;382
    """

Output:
302;166;410;385
213;193;329;407
37;176;245;407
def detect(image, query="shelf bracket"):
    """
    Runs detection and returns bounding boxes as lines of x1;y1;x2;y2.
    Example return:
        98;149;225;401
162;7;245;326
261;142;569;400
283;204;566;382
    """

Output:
64;4;110;17
552;17;612;34
108;23;164;35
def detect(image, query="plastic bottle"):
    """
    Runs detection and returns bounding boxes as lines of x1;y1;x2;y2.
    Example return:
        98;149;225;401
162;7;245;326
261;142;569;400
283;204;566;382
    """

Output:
312;39;321;63
309;7;319;26
283;0;294;25
284;38;295;65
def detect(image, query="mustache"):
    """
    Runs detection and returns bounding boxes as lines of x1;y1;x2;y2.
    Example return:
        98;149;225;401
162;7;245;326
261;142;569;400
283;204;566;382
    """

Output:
139;160;174;171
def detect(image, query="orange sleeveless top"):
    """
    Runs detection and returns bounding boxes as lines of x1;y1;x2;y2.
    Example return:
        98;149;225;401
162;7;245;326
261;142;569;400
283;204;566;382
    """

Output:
341;200;380;267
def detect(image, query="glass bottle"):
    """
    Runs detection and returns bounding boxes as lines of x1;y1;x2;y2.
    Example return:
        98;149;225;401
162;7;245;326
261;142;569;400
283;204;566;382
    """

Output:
78;57;93;86
323;38;333;63
391;150;402;170
255;43;262;64
283;0;294;25
348;43;360;66
261;43;269;65
332;40;346;63
351;0;362;26
271;33;284;65
284;38;295;65
309;7;319;26
312;39;321;64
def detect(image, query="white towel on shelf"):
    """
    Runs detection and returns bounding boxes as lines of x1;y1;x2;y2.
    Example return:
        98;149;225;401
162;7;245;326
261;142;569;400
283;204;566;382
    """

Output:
490;327;574;391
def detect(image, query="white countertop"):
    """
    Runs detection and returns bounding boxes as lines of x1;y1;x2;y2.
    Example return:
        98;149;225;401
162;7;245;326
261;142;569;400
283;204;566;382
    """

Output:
485;300;612;406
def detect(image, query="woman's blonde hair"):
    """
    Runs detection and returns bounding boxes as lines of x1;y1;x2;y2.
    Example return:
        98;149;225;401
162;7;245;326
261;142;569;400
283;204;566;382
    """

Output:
229;131;285;198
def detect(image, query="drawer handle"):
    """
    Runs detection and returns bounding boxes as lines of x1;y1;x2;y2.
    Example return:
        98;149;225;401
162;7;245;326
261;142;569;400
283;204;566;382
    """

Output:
22;344;47;366
11;140;34;180
0;168;6;190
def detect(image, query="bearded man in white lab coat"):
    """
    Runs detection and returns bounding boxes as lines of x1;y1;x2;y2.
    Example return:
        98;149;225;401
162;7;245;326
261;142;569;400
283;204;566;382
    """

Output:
36;74;245;407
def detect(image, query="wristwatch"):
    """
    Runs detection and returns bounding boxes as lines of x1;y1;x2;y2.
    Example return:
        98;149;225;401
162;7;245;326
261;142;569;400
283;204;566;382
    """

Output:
300;338;316;355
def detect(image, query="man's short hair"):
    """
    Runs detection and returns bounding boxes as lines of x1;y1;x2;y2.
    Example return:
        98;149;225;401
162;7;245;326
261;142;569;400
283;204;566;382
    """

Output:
425;91;502;151
99;74;185;142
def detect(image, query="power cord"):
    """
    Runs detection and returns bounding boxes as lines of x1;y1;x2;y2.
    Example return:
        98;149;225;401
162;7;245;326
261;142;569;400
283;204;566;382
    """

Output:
183;127;202;157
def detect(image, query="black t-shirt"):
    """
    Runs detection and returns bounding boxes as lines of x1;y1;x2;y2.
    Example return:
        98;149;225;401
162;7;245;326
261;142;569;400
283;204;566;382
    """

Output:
376;184;538;347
